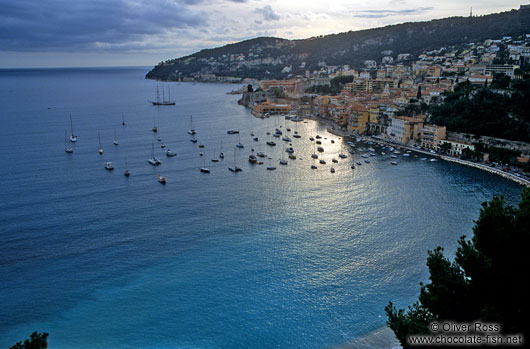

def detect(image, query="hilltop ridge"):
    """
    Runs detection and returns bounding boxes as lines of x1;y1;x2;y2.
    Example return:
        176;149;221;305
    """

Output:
146;6;530;81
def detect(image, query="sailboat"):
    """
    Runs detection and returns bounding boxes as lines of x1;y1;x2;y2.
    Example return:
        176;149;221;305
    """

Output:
200;155;210;173
279;143;287;165
64;130;73;153
113;129;119;145
219;140;224;159
149;85;175;106
157;174;167;184
122;113;126;126
98;132;103;154
228;147;242;172
152;116;158;133
69;115;77;142
236;134;244;148
124;157;130;176
187;115;196;135
148;142;162;165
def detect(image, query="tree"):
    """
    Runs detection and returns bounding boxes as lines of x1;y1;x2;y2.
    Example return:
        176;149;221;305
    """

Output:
439;141;451;154
416;85;422;99
247;84;253;92
10;331;48;349
386;188;530;348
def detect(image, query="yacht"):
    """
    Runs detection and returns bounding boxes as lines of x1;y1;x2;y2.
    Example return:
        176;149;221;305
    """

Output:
227;130;239;134
332;159;338;163
330;167;335;173
104;162;114;170
266;166;276;170
285;147;294;154
317;146;324;152
356;161;362;166
187;115;197;135
319;159;326;164
309;137;315;141
157;174;166;184
166;149;176;157
266;141;276;146
148;143;162;165
391;161;398;165
64;130;73;153
69;115;77;142
339;154;347;159
311;165;317;169
257;152;266;158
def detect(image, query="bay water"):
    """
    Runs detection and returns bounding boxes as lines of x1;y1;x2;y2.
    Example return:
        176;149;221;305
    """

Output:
0;67;523;348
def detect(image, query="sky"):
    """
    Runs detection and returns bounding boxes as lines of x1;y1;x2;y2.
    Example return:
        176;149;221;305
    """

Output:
0;0;525;68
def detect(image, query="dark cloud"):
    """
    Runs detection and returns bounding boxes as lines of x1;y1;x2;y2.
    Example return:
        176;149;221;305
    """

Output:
351;7;433;18
255;5;280;21
0;0;206;52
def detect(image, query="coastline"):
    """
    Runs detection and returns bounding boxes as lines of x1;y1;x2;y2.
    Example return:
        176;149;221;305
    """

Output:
307;116;530;188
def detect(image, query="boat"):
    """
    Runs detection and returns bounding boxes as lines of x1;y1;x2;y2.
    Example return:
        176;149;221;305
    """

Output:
157;174;166;184
330;167;335;173
187;115;197;135
219;142;225;159
285;147;294;154
122;113;126;126
316;135;321;139
152;118;158;133
161;143;166;148
331;140;335;144
267;166;276;170
228;148;242;172
364;159;370;163
332;159;338;163
113;129;118;146
236;134;244;148
104;162;114;170
200;158;210;173
311;165;317;169
361;154;369;158
279;144;287;165
316;140;322;145
166;149;176;157
69;115;77;142
282;136;291;142
149;85;175;106
64;130;73;153
339;153;347;159
288;154;296;159
249;151;257;164
266;141;276;146
390;155;397;158
199;152;204;156
356;161;362;166
351;165;355;169
319;159;326;164
124;157;130;176
148;143;161;165
421;158;427;161
309;137;315;141
257;152;266;158
293;134;301;138
391;161;398;165
430;158;438;162
403;153;410;157
98;132;103;155
198;144;205;148
370;153;376;157
317;147;324;152
190;137;198;143
227;130;239;134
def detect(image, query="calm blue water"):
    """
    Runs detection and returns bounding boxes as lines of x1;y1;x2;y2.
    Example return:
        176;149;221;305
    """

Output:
0;67;523;348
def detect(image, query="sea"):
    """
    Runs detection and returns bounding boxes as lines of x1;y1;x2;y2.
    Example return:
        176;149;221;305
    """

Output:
0;67;524;348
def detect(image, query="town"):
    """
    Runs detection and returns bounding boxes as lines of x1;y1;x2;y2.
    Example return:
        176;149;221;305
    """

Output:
228;33;530;182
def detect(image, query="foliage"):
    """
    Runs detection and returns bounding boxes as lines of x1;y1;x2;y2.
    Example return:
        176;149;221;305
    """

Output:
385;188;530;348
10;331;48;349
429;79;530;142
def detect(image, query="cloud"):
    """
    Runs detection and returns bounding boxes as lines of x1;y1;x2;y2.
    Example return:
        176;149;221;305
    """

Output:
0;0;206;52
351;7;434;18
255;5;280;21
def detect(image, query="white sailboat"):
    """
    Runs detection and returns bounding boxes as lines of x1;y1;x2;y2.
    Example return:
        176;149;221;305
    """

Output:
64;130;73;153
236;134;244;148
124;156;130;176
200;155;210;173
148;142;161;165
187;115;196;135
98;132;103;154
228;147;242;172
113;129;119;145
219;140;224;159
279;143;287;165
69;115;77;142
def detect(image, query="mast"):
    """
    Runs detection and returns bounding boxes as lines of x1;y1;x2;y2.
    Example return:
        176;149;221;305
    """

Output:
156;86;160;104
70;115;74;137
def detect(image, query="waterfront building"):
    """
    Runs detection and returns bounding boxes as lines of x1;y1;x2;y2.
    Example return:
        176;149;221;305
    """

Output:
348;104;370;134
421;124;447;151
439;139;475;156
387;116;424;144
253;100;291;115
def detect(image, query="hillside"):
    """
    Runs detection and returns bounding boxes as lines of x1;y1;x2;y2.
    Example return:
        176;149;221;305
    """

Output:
146;6;530;81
